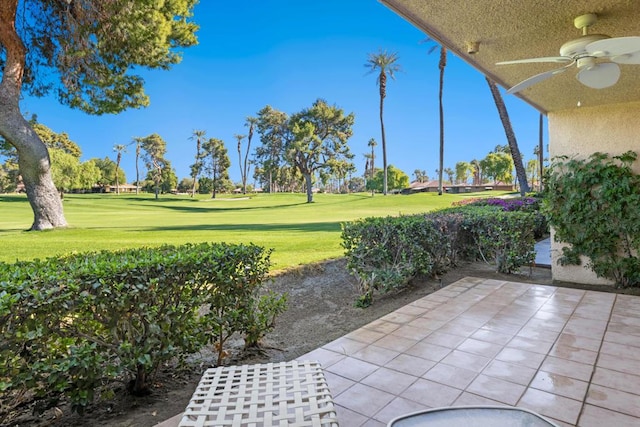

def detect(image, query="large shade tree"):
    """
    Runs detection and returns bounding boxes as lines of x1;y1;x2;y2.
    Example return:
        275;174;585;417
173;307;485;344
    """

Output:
365;50;400;196
368;165;409;193
0;0;198;230
255;106;288;193
287;99;355;203
455;161;472;185
202;137;230;199
93;156;126;191
139;133;168;200
480;151;514;184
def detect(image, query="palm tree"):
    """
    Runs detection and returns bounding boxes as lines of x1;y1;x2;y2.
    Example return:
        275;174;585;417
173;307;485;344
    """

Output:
444;167;455;185
436;46;447;195
189;129;206;197
243;116;258;194
133;137;142;194
422;39;447;195
413;169;427;183
486;77;530;196
367;138;377;196
365;50;400;196
113;144;127;195
470;159;481;185
235;133;246;191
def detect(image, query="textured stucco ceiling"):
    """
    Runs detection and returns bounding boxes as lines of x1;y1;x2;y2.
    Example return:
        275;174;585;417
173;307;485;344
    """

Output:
381;0;640;113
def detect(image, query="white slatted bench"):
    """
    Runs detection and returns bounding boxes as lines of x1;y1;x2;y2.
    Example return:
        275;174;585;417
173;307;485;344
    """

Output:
179;360;339;427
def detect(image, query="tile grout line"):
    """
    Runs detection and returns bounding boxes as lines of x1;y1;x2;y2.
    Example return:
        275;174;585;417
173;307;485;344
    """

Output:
574;292;624;425
512;284;582;425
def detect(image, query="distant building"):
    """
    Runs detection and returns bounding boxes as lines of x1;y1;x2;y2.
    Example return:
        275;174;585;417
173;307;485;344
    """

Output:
402;180;514;194
106;183;138;193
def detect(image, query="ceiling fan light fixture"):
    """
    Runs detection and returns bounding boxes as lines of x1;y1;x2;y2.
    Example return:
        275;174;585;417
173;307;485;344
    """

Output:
577;62;621;89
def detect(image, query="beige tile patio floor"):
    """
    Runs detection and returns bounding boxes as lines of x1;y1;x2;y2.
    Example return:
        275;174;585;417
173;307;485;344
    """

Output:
297;277;640;427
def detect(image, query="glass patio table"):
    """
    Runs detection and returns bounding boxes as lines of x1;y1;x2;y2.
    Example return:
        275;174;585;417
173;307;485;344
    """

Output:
388;406;560;427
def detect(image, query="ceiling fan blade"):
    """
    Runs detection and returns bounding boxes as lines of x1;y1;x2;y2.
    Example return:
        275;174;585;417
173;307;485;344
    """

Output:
585;36;640;58
506;63;574;94
611;51;640;64
576;62;621;89
497;57;572;65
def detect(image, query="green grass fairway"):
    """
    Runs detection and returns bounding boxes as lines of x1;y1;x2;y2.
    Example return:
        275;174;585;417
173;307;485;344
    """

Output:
0;191;508;270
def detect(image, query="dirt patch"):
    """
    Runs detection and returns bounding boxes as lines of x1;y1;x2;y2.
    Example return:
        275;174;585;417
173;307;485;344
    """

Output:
4;258;632;427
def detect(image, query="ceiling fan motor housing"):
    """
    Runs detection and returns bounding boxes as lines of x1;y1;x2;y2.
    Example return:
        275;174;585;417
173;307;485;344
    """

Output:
559;34;610;57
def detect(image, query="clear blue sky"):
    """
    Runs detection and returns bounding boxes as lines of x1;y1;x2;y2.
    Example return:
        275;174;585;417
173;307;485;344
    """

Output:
21;0;546;185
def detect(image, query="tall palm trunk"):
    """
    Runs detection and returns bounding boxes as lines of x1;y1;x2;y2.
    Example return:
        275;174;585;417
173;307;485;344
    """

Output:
486;78;530;196
191;137;201;197
243;119;256;194
370;142;376;197
236;135;243;193
379;72;388;196
135;140;140;194
437;47;446;196
115;151;122;194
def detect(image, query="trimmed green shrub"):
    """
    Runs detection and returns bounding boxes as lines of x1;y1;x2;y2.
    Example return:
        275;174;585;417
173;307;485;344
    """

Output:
341;216;421;307
199;244;286;364
454;206;536;273
544;151;640;287
0;242;285;415
341;202;538;305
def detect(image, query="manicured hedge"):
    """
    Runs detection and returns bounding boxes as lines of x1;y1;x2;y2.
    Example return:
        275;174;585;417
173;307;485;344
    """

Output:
0;242;285;415
342;200;540;306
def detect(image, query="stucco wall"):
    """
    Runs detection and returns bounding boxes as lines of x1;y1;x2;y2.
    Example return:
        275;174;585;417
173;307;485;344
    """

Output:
547;101;640;285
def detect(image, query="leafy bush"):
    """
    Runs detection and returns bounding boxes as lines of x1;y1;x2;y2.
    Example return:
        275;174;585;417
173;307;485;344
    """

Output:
454;206;536;273
544;151;640;287
341;203;538;305
0;242;285;415
198;244;286;363
454;196;548;238
341;217;423;307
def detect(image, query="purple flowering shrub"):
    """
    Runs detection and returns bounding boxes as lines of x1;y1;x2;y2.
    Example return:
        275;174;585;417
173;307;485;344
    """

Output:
453;197;547;238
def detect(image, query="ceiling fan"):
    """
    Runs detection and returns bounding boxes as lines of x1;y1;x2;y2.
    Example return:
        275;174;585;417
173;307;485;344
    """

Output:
497;13;640;94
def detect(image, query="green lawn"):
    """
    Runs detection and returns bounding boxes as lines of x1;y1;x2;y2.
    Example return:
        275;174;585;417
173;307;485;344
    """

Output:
0;191;509;270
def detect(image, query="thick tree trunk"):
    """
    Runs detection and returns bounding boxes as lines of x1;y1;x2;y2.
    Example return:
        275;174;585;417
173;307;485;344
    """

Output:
0;0;66;230
304;173;313;203
486;78;530;196
0;112;67;230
